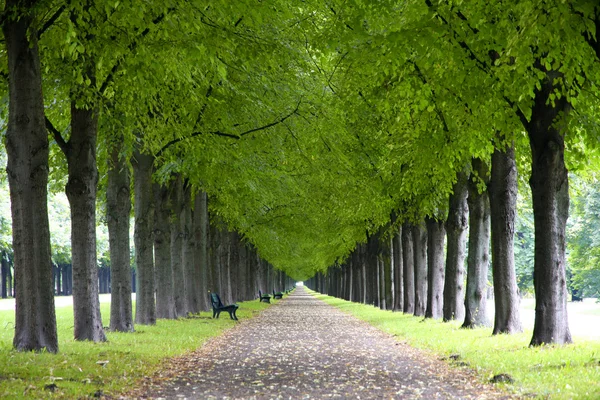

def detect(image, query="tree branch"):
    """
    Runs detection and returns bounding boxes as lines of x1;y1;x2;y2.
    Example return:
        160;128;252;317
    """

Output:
155;100;302;158
45;116;69;154
38;5;66;39
99;9;173;95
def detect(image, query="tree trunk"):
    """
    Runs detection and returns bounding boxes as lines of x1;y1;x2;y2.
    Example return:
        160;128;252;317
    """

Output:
194;191;209;310
182;185;198;313
425;218;445;319
153;183;176;319
490;142;522;334
67;104;106;342
412;222;428;317
527;71;572;346
393;226;403;311
170;175;187;317
2;252;10;298
4;1;58;352
463;158;491;329
132;149;155;325
443;171;469;322
383;236;393;309
402;223;415;314
107;145;133;331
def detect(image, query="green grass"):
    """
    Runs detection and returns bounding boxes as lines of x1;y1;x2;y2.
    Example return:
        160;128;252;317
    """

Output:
0;297;271;399
310;291;600;399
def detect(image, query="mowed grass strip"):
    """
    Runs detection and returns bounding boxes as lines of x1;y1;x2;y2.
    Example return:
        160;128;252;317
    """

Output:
0;297;271;399
311;291;600;399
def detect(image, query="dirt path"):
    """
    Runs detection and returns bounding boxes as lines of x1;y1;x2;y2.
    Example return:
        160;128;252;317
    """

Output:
129;287;510;399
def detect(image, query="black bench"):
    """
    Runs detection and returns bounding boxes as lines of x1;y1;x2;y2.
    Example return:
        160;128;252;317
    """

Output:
273;289;283;300
209;292;239;320
258;290;271;303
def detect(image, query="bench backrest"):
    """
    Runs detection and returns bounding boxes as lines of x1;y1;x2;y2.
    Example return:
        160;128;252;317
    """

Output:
210;292;224;308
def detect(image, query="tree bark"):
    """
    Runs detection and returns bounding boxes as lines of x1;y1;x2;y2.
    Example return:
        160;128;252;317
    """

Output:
194;191;209;311
4;0;58;352
402;223;415;314
412;222;428;317
426;218;445;319
107;145;133;331
392;226;403;311
170;175;187;317
153;183;176;319
463;158;491;329
132;149;155;325
443;171;469;322
490;142;522;334
526;71;572;346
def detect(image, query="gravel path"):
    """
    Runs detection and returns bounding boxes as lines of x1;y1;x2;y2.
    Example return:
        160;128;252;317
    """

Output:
130;286;510;399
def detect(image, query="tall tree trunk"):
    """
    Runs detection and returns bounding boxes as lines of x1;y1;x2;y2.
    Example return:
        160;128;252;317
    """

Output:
383;236;393;310
463;158;491;329
412;222;428;317
153;183;176;319
67;104;106;342
132;149;155;325
443;171;469;322
194;191;209;311
4;1;58;352
527;71;572;346
107;145;133;331
402;223;415;314
393;226;403;311
170;175;187;317
490;142;522;334
425;218;445;319
2;252;9;299
182;185;198;313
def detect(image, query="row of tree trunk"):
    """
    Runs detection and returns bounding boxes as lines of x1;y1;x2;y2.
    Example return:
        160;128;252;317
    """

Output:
307;148;558;342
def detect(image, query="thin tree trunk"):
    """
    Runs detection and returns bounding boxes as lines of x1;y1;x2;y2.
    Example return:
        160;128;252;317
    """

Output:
107;145;133;331
413;222;428;317
463;158;491;329
443;171;469;322
170;175;187;317
383;236;393;310
194;191;209;311
67;104;106;342
425;218;445;319
182;184;198;313
153;183;176;319
527;71;572;345
393;226;403;311
490;142;522;334
4;1;58;352
402;223;415;314
132;149;155;325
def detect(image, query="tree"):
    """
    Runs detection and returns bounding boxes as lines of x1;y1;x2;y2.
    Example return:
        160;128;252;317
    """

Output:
425;218;445;319
106;142;133;331
443;171;469;322
489;142;522;334
154;182;176;319
412;222;428;317
132;147;155;325
463;159;491;329
3;0;58;352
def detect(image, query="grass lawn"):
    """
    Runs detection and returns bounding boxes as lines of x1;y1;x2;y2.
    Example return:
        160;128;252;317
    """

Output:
311;290;600;399
0;297;271;399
